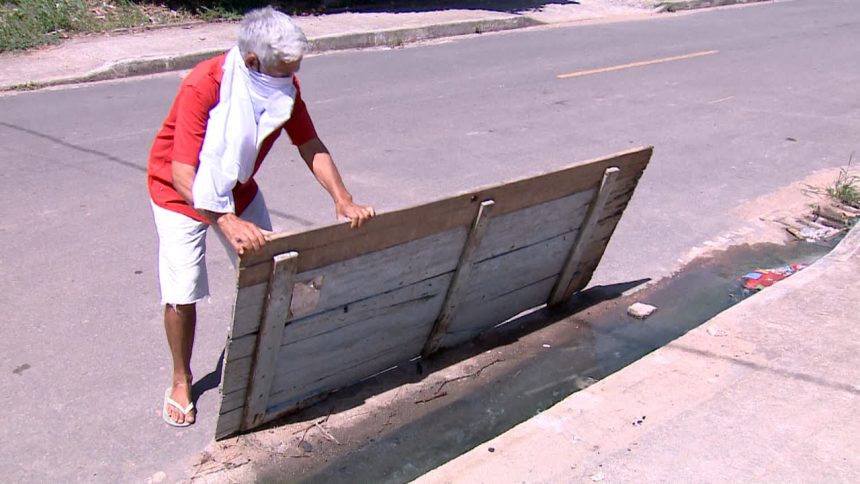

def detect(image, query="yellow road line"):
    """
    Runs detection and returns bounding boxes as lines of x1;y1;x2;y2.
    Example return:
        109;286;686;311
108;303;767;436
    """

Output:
557;50;719;79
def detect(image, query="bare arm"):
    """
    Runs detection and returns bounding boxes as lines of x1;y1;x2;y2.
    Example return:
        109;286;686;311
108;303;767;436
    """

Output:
298;137;375;228
171;162;266;254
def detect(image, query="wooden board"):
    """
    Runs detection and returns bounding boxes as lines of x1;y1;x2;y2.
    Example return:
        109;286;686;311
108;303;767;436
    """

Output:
215;147;652;439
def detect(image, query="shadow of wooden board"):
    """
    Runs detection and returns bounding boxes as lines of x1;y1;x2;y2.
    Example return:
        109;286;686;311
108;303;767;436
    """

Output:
215;146;653;439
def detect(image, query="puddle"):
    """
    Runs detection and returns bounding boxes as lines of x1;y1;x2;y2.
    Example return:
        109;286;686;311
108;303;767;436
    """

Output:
253;239;837;484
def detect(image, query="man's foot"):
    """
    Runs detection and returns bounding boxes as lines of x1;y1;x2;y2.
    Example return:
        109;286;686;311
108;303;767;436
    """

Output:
163;378;195;426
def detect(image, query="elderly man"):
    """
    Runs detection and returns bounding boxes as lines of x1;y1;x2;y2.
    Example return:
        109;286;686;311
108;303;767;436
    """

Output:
148;7;375;427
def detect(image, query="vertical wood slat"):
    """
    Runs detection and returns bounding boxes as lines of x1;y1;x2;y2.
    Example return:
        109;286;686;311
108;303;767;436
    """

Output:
422;200;495;357
548;167;620;306
242;252;299;430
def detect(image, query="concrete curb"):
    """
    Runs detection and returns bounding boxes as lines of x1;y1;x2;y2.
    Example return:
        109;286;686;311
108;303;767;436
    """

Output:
309;16;540;52
656;0;773;12
1;17;540;92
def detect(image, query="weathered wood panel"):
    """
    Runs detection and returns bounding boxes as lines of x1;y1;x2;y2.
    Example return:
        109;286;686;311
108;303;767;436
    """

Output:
226;333;257;363
441;276;558;348
229;228;465;342
266;333;429;416
215;147;652;438
281;275;452;347
438;230;578;346
221;355;251;395
237;148;651;288
286;228;466;321
549;168;620;306
423;200;496;356
243;252;298;429
269;279;448;398
215;407;243;440
231;282;268;340
472;189;594;262
463;230;578;304
219;388;246;416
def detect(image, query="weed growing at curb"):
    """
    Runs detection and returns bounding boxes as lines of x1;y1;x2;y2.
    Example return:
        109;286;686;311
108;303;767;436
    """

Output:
827;154;860;208
9;81;38;90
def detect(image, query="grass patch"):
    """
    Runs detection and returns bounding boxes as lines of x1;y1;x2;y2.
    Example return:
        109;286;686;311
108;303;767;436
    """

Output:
0;0;193;52
0;0;376;53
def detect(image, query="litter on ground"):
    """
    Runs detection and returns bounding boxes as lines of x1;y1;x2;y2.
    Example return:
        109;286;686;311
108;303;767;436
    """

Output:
739;263;807;293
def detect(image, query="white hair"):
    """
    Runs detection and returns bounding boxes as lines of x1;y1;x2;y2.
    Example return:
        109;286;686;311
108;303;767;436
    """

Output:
238;7;308;68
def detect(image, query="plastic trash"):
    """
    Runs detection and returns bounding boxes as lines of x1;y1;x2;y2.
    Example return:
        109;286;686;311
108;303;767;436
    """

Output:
739;263;807;292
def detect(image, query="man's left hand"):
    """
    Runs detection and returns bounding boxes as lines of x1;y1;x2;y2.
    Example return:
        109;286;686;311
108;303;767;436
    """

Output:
336;201;376;228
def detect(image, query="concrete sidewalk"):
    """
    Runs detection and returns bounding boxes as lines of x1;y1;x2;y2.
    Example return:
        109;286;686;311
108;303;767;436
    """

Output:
416;226;860;483
0;0;772;91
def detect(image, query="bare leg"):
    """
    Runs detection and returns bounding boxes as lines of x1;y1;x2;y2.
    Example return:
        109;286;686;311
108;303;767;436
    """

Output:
164;303;196;424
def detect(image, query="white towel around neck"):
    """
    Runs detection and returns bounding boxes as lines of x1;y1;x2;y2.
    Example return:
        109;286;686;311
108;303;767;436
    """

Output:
192;46;297;214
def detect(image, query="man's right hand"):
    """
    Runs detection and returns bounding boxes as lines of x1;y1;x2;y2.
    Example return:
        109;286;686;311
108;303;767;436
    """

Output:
215;213;266;255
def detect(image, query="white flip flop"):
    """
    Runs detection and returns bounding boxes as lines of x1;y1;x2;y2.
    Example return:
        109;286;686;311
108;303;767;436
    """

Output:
162;387;195;428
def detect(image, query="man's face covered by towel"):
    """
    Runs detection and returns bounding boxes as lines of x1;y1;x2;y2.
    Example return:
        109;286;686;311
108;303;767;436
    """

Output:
240;52;301;120
244;53;301;80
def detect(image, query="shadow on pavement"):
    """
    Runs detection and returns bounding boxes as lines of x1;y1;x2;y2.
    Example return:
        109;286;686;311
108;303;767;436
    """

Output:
193;350;225;402
0;121;144;174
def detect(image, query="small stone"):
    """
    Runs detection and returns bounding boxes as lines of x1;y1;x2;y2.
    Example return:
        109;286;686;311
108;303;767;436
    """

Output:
542;344;551;348
488;447;495;453
591;471;605;482
298;440;313;452
150;471;166;483
707;326;727;337
627;302;657;319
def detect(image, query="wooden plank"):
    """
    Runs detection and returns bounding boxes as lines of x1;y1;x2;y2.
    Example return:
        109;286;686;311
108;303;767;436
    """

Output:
595;178;641;218
215;407;243;440
241;280;444;414
225;334;257;363
269;288;445;397
462;230;579;305
472;189;594;262
565;212;626;295
216;147;653;437
282;275;451;346
242;252;298;431
229;228;464;347
237;147;653;288
440;276;558;349
225;277;448;363
219;388;245;416
286;228;466;321
243;147;650;268
218;282;267;422
442;230;576;339
549;167;621;307
436;172;635;345
221;356;251;397
266;333;428;419
227;192;597;360
231;282;268;340
422;200;496;357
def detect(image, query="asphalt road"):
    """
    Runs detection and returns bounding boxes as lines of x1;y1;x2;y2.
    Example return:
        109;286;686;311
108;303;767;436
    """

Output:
1;0;859;481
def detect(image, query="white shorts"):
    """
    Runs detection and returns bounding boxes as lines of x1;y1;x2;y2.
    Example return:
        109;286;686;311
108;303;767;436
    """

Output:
150;191;272;305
